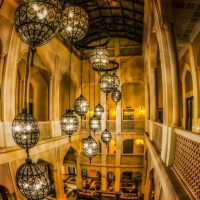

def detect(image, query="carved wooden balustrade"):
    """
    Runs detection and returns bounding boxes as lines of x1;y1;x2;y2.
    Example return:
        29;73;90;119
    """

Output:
173;129;200;200
122;120;145;132
153;122;163;151
38;121;51;140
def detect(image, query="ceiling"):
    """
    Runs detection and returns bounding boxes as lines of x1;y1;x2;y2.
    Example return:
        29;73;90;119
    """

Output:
60;0;144;46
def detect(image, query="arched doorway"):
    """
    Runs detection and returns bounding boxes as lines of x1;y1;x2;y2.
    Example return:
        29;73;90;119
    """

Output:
0;185;12;200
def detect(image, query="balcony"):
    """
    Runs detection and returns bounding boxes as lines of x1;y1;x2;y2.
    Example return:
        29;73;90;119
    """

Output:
106;154;116;164
81;153;102;164
107;120;116;132
122;120;145;132
38;121;51;140
121;154;143;165
153;122;163;152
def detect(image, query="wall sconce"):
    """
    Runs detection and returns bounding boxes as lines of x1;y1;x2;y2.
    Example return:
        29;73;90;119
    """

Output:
114;110;117;116
140;107;143;114
89;109;93;115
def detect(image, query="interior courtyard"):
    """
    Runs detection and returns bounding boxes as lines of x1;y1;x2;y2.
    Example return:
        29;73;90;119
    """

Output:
0;0;200;199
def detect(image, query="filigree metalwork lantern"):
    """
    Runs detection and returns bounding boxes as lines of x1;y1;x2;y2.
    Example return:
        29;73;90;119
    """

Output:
59;6;89;42
112;72;120;89
90;46;109;70
15;0;61;47
12;108;40;150
89;116;101;134
74;95;89;117
60;110;79;137
99;71;114;94
82;136;98;164
94;104;104;119
16;158;50;200
101;129;112;145
111;89;122;104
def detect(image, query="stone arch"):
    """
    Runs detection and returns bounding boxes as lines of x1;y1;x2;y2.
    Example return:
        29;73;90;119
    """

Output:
0;185;12;200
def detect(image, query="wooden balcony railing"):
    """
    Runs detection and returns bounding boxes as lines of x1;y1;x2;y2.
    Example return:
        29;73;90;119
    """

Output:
38;121;51;140
107;120;116;132
173;128;200;200
122;120;145;132
121;155;143;165
106;154;116;164
153;122;163;152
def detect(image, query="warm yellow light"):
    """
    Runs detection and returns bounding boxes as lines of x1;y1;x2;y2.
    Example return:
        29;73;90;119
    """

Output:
140;106;143;114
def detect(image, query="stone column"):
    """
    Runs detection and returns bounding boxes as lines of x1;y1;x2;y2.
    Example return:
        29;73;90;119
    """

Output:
0;53;6;121
76;154;82;189
145;84;150;132
162;22;180;127
19;80;23;112
53;169;67;200
10;193;15;200
151;68;158;122
49;76;53;121
146;178;153;200
101;167;107;191
114;168;121;192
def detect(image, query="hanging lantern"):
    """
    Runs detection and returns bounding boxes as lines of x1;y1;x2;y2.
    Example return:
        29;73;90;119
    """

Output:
112;72;120;89
99;71;114;94
89;116;101;133
82;136;98;164
60;110;79;136
101;129;112;145
74;95;89;117
111;89;122;104
14;0;61;47
90;46;109;70
59;6;89;42
16;158;50;199
12;108;40;150
94;104;104;119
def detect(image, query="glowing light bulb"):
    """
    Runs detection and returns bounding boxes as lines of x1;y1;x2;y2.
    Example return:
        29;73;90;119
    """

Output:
24;183;29;188
23;135;27;139
70;119;73;123
69;12;73;17
33;4;39;11
102;59;106;63
37;10;47;20
26;125;31;131
88;148;92;154
67;26;72;31
84;143;88;148
35;184;41;190
92;143;96;147
39;181;43;185
15;125;21;131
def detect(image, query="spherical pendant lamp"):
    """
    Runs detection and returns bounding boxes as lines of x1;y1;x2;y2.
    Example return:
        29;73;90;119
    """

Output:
74;95;89;117
59;6;89;42
99;71;114;94
14;0;61;47
111;89;122;104
101;129;112;145
82;136;98;164
16;158;50;200
94;104;104;119
89;116;101;133
60;110;79;136
112;72;120;89
90;46;109;70
12;108;40;150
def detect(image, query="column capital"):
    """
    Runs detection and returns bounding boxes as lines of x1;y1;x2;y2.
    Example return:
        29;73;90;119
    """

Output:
49;76;54;80
151;29;157;34
162;22;174;32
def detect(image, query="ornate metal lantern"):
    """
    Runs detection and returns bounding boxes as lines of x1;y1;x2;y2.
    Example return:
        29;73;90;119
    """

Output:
59;6;89;42
94;104;104;119
99;71;114;94
90;46;109;70
15;0;61;47
82;136;98;164
112;72;120;89
89;116;101;134
12;108;40;150
16;158;50;200
60;110;79;136
111;89;122;104
101;129;112;145
74;95;89;117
